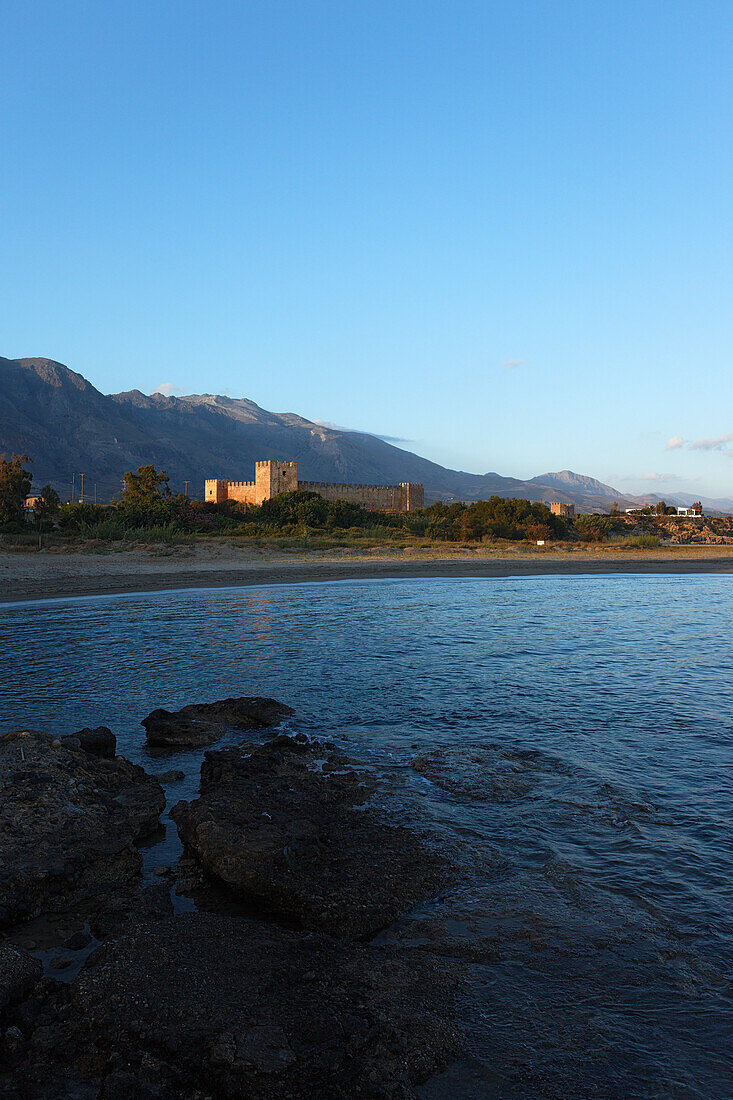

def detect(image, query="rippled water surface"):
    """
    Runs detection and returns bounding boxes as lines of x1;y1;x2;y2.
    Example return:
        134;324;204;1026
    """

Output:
2;574;732;1097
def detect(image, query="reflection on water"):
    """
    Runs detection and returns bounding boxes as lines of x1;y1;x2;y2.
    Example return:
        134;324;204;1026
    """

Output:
1;574;732;1097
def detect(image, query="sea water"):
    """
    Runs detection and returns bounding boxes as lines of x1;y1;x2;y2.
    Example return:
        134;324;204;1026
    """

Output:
1;574;732;1097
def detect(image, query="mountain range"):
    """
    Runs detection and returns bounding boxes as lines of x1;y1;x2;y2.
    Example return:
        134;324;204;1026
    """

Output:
1;356;725;513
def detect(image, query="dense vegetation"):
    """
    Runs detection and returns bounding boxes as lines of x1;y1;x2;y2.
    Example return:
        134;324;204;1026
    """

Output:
413;498;569;541
0;458;691;547
47;472;573;542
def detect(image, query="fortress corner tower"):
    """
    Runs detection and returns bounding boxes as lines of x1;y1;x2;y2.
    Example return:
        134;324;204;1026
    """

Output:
255;460;298;502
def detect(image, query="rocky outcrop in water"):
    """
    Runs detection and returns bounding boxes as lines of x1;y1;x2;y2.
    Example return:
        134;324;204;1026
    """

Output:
67;726;116;758
171;736;447;938
0;730;164;928
0;720;461;1097
2;912;458;1098
142;696;294;747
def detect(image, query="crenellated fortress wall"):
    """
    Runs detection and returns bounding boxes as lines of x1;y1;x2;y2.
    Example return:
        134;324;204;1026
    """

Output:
298;481;423;512
205;460;423;512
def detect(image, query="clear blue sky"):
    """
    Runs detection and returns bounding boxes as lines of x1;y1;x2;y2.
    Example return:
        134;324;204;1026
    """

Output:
2;1;732;497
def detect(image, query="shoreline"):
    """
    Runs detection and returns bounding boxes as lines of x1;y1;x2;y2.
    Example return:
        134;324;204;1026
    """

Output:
2;543;733;603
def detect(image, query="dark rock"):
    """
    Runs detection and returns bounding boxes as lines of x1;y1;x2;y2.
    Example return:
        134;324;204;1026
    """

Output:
73;727;116;758
29;1024;60;1055
89;882;174;941
4;913;459;1098
0;730;165;930
171;739;447;938
0;944;42;1014
1;1025;25;1069
14;998;42;1034
142;696;294;747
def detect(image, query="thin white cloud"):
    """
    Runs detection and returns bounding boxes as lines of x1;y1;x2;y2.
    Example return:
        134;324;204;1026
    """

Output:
639;472;680;482
312;418;409;444
312;418;352;432
689;432;733;452
152;381;183;397
664;432;733;460
503;359;526;369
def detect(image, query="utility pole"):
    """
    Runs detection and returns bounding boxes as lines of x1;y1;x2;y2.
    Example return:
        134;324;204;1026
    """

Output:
72;474;75;503
94;484;97;505
80;473;85;503
184;481;189;498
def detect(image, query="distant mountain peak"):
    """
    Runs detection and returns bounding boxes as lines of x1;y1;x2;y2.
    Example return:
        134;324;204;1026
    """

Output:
530;469;620;496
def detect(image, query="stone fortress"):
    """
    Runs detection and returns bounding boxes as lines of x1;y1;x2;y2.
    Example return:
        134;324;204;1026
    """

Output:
205;460;424;513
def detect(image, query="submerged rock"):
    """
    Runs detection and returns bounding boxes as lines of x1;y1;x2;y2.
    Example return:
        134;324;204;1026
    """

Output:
142;696;294;747
0;730;164;929
153;768;186;784
171;737;447;938
3;912;459;1098
412;744;573;802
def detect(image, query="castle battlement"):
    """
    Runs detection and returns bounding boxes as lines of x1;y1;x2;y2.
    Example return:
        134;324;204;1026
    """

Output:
301;481;398;490
205;460;424;512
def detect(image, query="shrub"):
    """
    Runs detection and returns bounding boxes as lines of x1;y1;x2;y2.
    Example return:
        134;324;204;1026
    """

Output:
573;515;612;542
58;503;110;531
628;534;661;549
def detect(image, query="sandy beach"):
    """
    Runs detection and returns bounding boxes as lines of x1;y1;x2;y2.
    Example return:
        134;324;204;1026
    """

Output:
2;541;733;603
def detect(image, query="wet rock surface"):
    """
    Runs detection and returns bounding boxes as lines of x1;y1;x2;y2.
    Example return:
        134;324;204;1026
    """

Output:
171;736;448;938
0;718;463;1097
0;730;164;928
142;695;294;747
1;913;458;1099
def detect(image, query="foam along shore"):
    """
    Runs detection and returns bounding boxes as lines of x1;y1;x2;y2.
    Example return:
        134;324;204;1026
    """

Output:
2;542;733;604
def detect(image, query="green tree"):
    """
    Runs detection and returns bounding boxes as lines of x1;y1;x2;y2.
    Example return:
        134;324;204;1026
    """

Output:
33;484;61;525
121;465;171;505
116;465;174;527
0;453;32;526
